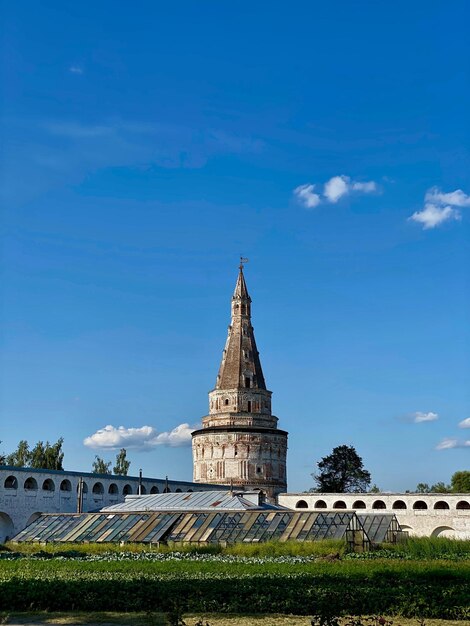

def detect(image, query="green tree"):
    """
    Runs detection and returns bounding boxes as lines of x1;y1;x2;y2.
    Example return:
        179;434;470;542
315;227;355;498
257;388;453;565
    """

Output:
430;481;451;493
313;445;371;493
451;471;470;493
6;440;31;467
30;438;64;470
369;484;381;493
113;448;130;476
92;456;112;474
416;483;430;493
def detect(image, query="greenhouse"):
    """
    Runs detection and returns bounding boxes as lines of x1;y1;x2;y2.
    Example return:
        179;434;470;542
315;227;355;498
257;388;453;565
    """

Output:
10;509;404;550
357;513;403;544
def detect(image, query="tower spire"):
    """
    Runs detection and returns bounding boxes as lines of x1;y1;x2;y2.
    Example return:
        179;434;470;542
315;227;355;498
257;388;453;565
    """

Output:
192;263;288;497
217;264;265;390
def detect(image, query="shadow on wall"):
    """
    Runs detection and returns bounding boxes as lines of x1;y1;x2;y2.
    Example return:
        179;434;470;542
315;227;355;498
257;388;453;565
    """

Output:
0;512;14;543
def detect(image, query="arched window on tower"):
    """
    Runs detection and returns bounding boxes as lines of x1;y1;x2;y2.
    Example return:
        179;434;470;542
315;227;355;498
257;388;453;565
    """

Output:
247;401;252;412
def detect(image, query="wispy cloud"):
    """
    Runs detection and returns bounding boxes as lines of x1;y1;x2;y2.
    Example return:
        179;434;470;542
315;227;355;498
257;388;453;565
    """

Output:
2;117;263;207
293;184;321;209
397;411;439;424
413;411;439;423
69;66;84;75
458;417;470;429
425;187;470;208
436;437;470;450
83;423;198;450
293;174;377;209
409;186;469;229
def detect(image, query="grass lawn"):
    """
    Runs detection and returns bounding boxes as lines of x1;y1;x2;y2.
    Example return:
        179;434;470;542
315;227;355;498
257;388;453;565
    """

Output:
0;613;468;626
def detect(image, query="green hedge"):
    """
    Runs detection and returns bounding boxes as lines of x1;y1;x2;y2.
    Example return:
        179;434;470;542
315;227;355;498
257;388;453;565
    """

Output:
0;560;469;618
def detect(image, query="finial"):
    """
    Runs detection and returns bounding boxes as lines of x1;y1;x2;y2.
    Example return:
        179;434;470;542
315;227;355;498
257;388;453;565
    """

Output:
239;256;249;271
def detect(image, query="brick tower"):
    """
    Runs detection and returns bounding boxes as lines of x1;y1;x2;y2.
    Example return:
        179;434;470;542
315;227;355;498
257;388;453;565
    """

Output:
192;263;288;497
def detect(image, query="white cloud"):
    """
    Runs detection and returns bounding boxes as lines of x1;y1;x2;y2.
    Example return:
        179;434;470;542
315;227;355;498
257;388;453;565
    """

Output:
409;203;460;229
458;417;470;429
83;423;197;450
413;411;439;423
293;183;321;209
324;175;350;203
425;187;470;208
436;437;470;450
69;66;84;74
409;186;469;229
352;181;377;193
324;175;377;203
294;175;377;209
2;117;263;207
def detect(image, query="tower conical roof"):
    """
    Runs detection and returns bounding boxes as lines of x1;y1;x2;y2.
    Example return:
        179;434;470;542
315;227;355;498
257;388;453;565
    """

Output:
216;266;266;390
233;266;250;300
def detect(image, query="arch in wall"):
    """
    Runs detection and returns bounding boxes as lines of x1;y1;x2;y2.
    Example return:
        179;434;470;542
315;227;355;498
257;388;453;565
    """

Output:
372;499;386;509
352;500;366;509
140;485;147;494
434;500;450;510
4;475;18;489
175;488;182;493
108;483;118;495
295;499;308;509
456;500;470;510
163;487;171;493
60;479;72;492
413;500;428;510
92;482;104;495
0;512;14;543
123;484;132;496
187;489;193;493
400;524;413;535
392;500;407;509
27;512;42;526
24;477;38;491
314;499;327;509
42;479;55;491
431;526;455;538
150;486;160;494
333;500;346;509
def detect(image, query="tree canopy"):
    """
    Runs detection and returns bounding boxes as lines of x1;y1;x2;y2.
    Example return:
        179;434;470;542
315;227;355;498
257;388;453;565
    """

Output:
414;473;470;493
4;438;64;470
451;471;470;493
113;448;131;476
313;445;371;493
92;456;112;475
92;449;131;475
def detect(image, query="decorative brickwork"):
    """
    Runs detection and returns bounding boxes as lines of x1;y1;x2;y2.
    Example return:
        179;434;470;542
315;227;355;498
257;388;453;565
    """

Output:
192;265;288;497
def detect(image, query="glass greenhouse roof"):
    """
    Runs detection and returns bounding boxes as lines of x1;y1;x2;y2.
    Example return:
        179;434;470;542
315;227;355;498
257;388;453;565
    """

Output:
357;514;403;544
12;510;378;547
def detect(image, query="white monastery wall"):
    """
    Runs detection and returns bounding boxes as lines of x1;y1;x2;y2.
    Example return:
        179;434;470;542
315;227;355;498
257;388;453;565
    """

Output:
279;492;470;538
0;466;224;542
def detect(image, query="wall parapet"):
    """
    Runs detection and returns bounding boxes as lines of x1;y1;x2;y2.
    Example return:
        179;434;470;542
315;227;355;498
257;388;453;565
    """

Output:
278;492;470;538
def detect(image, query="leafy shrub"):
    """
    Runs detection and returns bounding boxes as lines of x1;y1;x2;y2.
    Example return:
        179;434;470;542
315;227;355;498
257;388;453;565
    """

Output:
0;559;468;618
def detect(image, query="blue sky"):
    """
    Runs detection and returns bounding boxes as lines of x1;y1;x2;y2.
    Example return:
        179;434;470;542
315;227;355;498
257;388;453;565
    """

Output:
1;1;469;492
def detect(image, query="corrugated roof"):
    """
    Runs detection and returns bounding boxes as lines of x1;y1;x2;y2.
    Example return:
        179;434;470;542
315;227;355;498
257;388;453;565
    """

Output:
101;490;286;512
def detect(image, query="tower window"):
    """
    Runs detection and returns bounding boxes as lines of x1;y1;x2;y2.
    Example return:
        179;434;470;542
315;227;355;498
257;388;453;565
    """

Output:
256;466;262;473
245;377;250;388
224;398;229;406
247;401;252;412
